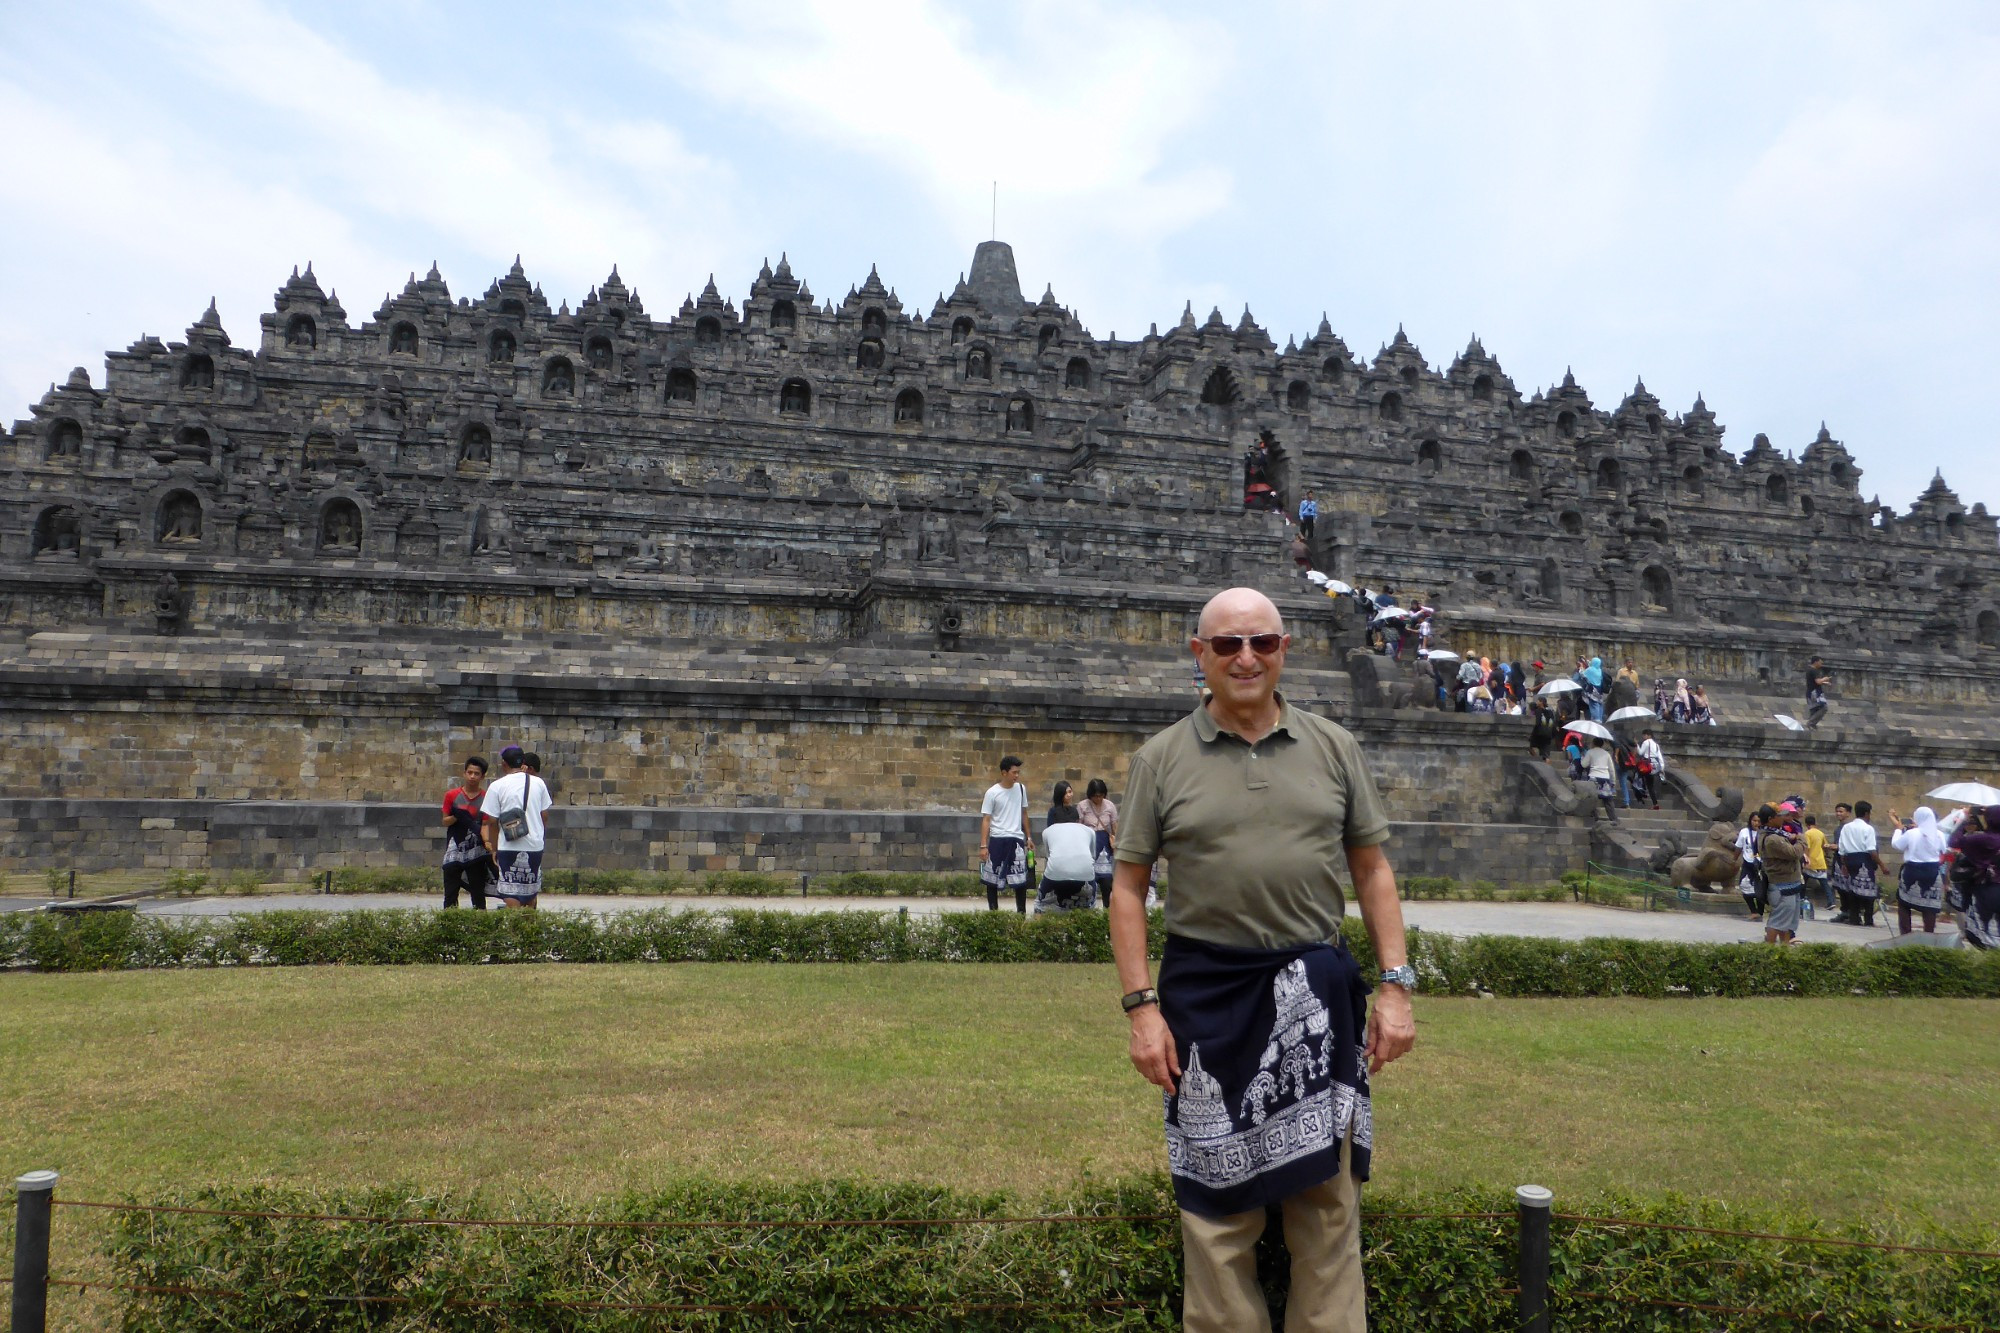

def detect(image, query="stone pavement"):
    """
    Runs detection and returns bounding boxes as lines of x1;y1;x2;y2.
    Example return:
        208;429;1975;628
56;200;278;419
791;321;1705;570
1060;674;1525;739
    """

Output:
2;892;1916;947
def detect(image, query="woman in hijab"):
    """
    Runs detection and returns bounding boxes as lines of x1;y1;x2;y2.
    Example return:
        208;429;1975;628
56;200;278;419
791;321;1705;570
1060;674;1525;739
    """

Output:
1577;656;1607;722
1670;679;1693;724
1688;685;1715;726
1478;655;1494;687
1889;805;1950;934
1468;682;1496;714
1948;807;2000;950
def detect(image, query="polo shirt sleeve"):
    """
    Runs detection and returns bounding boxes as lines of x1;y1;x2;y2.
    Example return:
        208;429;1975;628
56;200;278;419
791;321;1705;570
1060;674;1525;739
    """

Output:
1333;731;1391;849
1115;755;1161;864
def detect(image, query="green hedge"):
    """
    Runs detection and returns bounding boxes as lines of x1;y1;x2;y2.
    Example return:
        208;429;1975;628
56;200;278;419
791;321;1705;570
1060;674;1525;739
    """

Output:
5;908;1999;996
291;868;990;897
99;1180;2000;1332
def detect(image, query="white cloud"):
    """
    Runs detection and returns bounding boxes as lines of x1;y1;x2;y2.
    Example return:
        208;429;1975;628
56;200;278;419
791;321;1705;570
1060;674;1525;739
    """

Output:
629;0;1233;277
124;0;742;293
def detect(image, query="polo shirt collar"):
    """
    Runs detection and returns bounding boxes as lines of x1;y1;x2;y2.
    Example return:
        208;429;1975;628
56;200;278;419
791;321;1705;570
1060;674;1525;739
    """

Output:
1192;691;1298;743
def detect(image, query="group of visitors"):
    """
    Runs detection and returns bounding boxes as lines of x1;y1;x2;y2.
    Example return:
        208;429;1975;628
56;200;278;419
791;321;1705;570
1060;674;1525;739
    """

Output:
977;758;1135;914
1730;795;2000;948
438;746;553;909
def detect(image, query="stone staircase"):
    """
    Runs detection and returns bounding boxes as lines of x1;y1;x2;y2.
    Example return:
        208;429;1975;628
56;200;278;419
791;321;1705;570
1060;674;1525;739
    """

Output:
1593;783;1724;872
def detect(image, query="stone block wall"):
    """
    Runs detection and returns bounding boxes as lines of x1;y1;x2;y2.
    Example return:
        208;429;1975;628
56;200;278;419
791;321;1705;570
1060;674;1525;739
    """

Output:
0;799;1590;888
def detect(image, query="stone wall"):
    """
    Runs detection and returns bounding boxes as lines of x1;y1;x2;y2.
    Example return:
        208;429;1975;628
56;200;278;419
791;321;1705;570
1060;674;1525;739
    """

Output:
0;798;1590;889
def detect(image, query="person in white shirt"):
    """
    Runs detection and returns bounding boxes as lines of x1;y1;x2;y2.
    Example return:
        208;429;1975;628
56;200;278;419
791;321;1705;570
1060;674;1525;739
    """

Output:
1582;739;1618;822
978;756;1033;914
1037;782;1100;913
479;745;554;909
1831;800;1882;927
1635;731;1666;810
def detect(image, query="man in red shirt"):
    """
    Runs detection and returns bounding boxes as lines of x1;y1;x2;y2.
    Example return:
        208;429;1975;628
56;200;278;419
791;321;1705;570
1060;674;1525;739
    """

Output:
440;756;492;909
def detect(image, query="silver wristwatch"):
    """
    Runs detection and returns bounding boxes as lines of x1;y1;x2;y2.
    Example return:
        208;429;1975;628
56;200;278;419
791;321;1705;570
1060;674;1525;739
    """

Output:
1376;964;1417;991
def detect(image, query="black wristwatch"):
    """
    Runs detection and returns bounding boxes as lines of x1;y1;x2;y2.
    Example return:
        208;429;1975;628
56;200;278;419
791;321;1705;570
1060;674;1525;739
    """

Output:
1121;987;1159;1014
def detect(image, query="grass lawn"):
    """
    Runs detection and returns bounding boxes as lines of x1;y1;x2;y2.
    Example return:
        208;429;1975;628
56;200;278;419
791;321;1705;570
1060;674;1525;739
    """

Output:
3;964;1995;1227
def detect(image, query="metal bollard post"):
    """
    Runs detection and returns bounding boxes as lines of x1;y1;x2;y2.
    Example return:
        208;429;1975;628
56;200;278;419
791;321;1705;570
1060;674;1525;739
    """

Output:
66;870;75;900
12;1170;58;1333
800;873;809;899
1515;1184;1551;1333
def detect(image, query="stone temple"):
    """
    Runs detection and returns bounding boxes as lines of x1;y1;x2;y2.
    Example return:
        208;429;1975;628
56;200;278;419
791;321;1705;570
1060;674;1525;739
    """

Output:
3;241;1997;880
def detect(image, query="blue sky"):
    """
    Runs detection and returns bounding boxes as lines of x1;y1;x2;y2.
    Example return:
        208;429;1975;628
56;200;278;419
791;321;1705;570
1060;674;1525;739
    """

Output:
4;0;1997;515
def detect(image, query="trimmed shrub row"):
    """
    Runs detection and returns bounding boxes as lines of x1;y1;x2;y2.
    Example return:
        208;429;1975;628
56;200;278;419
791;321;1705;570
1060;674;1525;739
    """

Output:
316;868;987;897
102;1180;2000;1332
4;907;1999;996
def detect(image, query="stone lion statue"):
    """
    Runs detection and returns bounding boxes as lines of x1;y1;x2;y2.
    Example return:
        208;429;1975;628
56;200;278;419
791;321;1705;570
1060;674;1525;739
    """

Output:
1647;831;1684;875
1670;820;1742;893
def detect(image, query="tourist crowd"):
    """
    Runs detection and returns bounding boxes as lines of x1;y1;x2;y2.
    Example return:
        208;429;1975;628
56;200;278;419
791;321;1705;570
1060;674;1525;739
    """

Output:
978;757;1151;915
1723;796;2000;949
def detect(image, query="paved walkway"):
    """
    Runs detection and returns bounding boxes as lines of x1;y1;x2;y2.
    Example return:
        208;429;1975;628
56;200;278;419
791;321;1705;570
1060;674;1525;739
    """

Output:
2;891;1927;947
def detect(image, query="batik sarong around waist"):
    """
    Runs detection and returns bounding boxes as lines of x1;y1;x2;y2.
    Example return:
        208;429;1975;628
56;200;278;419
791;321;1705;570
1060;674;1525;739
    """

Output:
1157;934;1371;1219
1090;829;1115;881
1833;851;1879;900
1898;862;1944;911
980;836;1027;889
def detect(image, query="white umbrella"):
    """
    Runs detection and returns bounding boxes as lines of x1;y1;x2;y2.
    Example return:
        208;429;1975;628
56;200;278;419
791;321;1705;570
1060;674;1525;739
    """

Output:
1774;714;1807;731
1371;606;1414;620
1608;706;1657;722
1564;720;1614;741
1422;650;1461;662
1928;781;2000;806
1306;570;1329;585
1324;580;1354;595
1537;679;1581;697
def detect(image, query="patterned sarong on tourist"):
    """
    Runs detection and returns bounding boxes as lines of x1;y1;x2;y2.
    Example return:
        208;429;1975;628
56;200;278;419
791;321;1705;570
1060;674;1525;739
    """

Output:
980;835;1027;891
494;849;543;897
1090;828;1115;881
1831;851;1878;900
1158;934;1371;1219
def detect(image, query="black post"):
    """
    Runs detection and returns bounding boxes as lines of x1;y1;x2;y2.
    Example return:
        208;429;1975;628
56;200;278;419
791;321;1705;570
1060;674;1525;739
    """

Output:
800;874;809;899
1516;1184;1551;1333
11;1170;58;1333
66;870;75;900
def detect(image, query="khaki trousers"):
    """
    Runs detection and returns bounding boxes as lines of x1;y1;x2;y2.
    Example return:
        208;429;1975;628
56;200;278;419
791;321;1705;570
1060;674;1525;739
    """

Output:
1180;1135;1364;1333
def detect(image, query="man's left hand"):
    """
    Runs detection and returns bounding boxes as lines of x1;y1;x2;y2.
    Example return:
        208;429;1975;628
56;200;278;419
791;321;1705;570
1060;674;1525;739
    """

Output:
1365;985;1415;1074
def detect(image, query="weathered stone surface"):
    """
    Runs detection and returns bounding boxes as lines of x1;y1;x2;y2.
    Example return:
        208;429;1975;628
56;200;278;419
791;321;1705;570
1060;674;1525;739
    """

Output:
3;241;1996;883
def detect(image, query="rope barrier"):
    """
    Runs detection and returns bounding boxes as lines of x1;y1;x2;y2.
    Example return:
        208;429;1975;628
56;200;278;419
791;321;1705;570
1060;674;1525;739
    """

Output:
1555;1286;1994;1331
1553;1212;2000;1260
44;1276;1147;1316
55;1198;1173;1230
55;1196;1512;1229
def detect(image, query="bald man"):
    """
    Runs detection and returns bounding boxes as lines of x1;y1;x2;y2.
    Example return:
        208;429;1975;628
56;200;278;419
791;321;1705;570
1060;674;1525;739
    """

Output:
1110;586;1414;1333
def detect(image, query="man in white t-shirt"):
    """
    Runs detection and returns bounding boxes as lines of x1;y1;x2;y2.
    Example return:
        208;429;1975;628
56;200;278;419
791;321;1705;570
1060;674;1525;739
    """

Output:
1635;730;1666;810
977;755;1033;914
479;745;554;909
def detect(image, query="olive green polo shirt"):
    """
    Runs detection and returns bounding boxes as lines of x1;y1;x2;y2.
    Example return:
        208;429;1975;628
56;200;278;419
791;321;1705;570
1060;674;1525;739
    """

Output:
1115;694;1392;949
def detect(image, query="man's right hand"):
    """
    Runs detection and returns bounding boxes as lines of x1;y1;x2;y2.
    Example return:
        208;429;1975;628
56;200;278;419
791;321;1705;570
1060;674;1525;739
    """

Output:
1128;1004;1182;1092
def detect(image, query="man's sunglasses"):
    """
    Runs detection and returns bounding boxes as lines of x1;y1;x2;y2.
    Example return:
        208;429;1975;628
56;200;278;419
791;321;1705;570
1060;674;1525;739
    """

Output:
1197;633;1285;657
